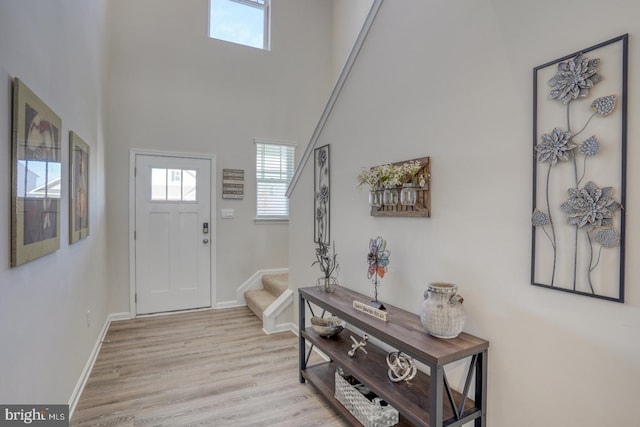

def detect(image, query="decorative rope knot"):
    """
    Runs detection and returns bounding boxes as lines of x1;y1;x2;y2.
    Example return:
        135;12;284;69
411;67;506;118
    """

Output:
386;352;417;382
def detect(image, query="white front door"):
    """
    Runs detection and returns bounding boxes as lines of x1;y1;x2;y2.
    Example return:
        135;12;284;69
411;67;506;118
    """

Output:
135;154;212;314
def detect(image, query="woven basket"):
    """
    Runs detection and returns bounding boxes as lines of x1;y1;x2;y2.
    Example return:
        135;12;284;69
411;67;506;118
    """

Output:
334;371;399;427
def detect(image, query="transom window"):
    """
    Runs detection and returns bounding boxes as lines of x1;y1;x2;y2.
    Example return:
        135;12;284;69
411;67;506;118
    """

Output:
209;0;270;50
151;168;197;201
255;140;295;219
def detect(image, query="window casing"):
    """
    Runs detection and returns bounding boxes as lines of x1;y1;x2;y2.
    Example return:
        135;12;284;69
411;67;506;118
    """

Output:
209;0;270;50
255;140;295;220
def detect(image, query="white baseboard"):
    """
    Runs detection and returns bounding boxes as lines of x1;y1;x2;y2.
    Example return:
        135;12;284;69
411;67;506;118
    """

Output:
68;311;130;417
215;300;246;309
110;312;132;322
262;322;297;335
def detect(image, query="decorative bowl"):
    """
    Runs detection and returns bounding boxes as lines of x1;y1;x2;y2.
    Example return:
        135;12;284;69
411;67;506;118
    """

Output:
311;316;346;338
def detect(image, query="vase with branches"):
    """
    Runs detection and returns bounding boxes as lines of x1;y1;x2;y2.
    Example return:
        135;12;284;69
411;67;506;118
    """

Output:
312;241;339;292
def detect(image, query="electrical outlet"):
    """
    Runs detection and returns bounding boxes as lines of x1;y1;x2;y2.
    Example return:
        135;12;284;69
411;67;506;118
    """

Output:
86;310;91;328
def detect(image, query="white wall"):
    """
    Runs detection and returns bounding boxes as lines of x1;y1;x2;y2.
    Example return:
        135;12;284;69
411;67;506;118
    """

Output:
289;1;640;426
331;0;374;80
106;0;333;309
0;0;109;404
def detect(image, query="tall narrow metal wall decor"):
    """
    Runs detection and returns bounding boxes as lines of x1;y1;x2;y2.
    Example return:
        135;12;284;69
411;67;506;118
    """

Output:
314;144;330;244
532;34;628;302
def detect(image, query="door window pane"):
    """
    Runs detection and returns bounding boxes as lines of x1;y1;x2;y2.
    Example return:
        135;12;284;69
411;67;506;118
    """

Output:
151;168;198;202
183;170;197;201
151;168;167;200
167;169;182;201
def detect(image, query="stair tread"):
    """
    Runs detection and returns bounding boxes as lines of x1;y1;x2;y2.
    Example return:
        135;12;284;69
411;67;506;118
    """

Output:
262;273;288;298
244;289;276;320
245;273;289;322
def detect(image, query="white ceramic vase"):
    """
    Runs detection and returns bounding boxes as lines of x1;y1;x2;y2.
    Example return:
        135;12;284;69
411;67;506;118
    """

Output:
420;282;466;339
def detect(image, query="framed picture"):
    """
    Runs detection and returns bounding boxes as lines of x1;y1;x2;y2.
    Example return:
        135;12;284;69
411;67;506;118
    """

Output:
11;78;62;266
531;35;627;302
69;131;90;243
314;144;330;244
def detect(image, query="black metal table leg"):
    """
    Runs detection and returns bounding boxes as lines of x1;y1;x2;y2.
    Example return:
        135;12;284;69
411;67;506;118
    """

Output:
430;364;444;426
475;349;488;427
298;292;306;383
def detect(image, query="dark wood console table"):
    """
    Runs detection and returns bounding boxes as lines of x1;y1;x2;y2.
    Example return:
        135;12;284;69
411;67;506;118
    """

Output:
298;285;489;427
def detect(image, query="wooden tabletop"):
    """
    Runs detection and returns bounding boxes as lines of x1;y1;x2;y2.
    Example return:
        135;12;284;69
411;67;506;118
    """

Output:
300;285;489;366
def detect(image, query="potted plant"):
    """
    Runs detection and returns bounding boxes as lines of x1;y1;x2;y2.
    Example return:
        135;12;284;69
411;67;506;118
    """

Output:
312;241;339;292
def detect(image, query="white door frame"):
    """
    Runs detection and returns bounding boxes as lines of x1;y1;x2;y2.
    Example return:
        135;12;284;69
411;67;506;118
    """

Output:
129;148;217;317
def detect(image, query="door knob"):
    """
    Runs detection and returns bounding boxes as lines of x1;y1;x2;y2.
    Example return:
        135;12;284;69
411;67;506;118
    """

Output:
203;238;209;244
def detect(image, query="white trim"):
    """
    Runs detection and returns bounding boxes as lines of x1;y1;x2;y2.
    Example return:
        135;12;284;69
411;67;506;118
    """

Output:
253;217;288;223
215;300;246;309
109;312;132;322
263;288;293;334
263;0;271;51
68;312;130;418
230;0;265;9
262;321;297;335
129;149;217;317
135;307;213;318
285;0;385;197
263;288;292;318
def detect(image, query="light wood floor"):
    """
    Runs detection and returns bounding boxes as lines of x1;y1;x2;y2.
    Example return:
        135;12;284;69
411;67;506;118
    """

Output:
71;307;348;427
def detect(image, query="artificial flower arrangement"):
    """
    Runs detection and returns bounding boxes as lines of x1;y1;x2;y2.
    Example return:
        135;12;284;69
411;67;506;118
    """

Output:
357;160;429;190
367;236;390;309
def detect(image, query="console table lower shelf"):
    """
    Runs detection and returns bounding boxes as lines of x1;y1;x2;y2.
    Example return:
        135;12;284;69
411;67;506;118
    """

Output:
301;328;476;427
298;285;489;427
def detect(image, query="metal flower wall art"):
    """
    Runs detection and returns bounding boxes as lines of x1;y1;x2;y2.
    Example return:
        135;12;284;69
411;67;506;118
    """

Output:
367;236;390;309
314;145;330;244
532;35;627;302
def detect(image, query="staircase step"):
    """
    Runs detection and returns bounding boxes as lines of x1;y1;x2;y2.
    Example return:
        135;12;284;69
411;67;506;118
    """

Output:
262;273;288;298
244;289;276;321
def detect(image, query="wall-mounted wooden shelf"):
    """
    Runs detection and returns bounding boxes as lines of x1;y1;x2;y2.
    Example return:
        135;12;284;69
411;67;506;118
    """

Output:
370;156;431;218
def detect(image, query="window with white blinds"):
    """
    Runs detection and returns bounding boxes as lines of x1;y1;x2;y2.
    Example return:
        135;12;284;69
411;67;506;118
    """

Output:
255;140;295;219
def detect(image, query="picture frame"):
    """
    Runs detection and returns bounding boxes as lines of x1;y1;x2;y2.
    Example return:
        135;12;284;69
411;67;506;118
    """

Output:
69;131;90;244
11;78;62;266
314;144;330;244
531;35;628;302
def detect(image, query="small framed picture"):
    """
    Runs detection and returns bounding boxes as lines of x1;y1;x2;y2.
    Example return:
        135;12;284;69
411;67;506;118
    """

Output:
70;131;90;243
